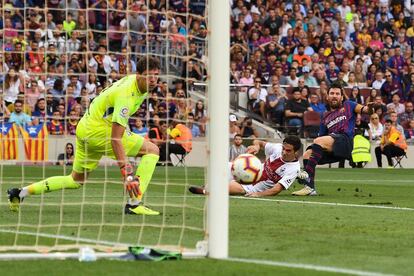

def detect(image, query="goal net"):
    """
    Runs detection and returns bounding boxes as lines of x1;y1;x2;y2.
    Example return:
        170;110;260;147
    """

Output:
0;0;228;259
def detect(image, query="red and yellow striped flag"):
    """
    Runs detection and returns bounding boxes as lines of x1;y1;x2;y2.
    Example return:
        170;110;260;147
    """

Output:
20;123;48;161
0;123;19;160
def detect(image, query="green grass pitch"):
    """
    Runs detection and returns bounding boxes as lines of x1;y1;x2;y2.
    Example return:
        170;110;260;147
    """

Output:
1;166;414;275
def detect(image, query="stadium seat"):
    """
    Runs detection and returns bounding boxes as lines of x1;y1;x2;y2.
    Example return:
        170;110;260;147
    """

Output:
303;111;321;138
393;153;407;168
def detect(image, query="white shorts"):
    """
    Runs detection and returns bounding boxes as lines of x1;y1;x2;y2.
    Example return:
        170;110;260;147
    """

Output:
228;162;276;194
240;181;274;194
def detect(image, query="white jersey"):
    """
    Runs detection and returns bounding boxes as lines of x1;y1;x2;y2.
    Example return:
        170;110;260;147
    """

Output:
229;143;300;193
259;143;300;189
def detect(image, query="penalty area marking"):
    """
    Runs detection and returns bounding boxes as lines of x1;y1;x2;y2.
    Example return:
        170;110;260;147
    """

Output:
227;257;396;276
234;196;414;211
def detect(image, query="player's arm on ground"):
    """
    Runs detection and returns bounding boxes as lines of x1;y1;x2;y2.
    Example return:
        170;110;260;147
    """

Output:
247;139;267;154
245;183;284;197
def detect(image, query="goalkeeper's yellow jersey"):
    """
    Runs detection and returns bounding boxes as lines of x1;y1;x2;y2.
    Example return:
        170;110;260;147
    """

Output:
82;74;147;129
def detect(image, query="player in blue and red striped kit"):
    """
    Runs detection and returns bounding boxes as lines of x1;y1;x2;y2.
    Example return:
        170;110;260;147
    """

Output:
293;82;375;196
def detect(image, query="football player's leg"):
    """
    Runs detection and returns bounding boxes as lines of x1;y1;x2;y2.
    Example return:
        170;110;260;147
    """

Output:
119;133;160;215
229;180;248;195
305;136;333;188
8;136;98;211
23;136;100;196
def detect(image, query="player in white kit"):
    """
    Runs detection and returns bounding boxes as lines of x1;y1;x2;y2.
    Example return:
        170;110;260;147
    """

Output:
189;135;302;197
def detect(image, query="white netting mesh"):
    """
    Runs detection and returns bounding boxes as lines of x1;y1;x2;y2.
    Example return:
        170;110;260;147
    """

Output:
0;0;209;255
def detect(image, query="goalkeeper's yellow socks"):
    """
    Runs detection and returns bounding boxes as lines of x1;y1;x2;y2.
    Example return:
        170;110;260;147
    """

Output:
21;175;81;197
136;153;159;201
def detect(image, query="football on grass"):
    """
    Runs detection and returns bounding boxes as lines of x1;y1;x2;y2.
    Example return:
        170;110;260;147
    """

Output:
231;154;263;184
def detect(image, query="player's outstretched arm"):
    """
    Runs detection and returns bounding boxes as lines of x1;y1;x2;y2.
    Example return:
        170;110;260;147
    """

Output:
245;183;284;197
247;139;267;154
355;102;376;115
112;122;140;198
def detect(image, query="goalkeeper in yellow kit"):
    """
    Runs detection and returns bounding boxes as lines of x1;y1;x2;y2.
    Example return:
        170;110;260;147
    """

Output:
8;57;161;215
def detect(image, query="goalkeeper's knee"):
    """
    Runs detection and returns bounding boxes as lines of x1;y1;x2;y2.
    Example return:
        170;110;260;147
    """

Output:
65;175;82;189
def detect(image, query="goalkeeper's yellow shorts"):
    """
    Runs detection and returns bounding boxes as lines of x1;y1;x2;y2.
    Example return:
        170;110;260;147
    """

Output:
72;120;144;173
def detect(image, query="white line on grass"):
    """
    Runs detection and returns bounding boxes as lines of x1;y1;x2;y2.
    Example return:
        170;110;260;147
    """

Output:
227;257;396;276
0;229;396;275
0;229;131;247
234;196;414;211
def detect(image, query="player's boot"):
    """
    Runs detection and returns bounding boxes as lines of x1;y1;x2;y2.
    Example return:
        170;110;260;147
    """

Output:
291;185;317;196
124;203;160;216
8;188;22;212
188;186;207;195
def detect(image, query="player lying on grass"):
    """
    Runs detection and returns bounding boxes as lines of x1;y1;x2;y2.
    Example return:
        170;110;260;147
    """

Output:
8;57;161;215
292;82;375;196
189;135;302;197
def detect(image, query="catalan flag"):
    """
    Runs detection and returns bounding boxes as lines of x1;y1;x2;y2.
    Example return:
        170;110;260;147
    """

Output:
0;123;19;160
20;123;48;161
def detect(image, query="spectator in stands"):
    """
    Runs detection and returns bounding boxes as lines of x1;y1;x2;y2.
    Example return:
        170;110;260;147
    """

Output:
368;114;384;141
309;93;326;117
66;109;79;135
9;93;32;115
131;117;148;137
0;95;11;121
387;94;405;115
241;117;259;139
148;115;166;139
50;78;65;100
388;111;405;134
193;100;206;135
266;84;287;125
229;134;247;161
9;100;32;127
398;101;414;123
375;120;407;168
405;120;414;141
47;110;64;135
4;68;23;107
381;71;403;103
302;66;318;87
187;113;201;138
57;143;75;166
285;89;312;135
371;71;386;90
248;77;267;119
349;87;364;105
365;89;379;104
159;120;192;166
229;114;241;139
286;67;299;87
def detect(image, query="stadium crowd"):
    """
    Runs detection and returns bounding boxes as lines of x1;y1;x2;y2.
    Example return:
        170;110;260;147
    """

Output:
229;0;414;142
1;0;414;144
0;0;207;137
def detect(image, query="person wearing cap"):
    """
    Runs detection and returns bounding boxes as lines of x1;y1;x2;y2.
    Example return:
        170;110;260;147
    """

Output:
302;66;318;87
229;114;241;139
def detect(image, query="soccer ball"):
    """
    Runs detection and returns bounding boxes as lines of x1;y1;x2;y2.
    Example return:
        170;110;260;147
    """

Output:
231;154;263;184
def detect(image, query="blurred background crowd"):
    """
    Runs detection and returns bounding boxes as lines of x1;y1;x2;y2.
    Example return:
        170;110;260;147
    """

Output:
0;0;414;141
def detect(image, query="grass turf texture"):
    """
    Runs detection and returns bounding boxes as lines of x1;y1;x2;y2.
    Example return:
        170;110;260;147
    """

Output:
1;166;414;275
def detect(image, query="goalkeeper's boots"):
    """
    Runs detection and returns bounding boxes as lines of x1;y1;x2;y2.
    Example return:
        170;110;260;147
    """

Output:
291;185;317;196
188;186;207;195
8;188;22;212
125;203;160;216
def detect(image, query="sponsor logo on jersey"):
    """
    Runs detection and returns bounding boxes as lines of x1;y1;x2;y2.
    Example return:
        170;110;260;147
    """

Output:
120;107;129;118
326;115;346;129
